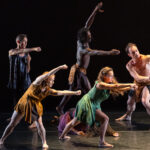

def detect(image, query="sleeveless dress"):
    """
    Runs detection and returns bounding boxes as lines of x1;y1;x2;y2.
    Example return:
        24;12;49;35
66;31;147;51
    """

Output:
75;81;110;127
8;53;31;91
15;83;51;123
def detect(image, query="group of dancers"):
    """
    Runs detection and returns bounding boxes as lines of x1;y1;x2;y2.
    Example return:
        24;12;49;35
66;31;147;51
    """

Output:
1;1;150;149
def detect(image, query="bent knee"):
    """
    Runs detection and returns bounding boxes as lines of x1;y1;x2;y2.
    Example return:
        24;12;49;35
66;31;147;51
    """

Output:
101;116;109;123
141;98;147;106
105;116;109;122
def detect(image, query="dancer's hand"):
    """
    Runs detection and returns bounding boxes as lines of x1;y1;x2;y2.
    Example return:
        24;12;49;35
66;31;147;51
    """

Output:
34;47;41;52
60;64;68;70
96;2;104;13
76;90;81;95
110;49;120;55
130;83;137;90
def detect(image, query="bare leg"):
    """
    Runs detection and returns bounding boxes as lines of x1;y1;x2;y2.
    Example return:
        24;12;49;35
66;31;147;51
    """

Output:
35;117;48;148
141;86;150;115
0;111;23;144
95;109;113;148
59;117;80;140
116;95;136;121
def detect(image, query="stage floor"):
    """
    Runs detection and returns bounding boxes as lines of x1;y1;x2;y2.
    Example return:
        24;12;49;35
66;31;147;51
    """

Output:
0;111;150;150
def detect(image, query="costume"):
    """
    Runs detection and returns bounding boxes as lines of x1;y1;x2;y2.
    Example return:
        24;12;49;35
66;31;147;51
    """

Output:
8;53;31;106
128;81;150;102
75;81;110;127
68;63;90;93
8;53;31;91
15;83;51;124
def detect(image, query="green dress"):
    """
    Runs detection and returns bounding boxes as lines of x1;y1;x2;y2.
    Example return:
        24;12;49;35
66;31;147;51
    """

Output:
75;81;110;127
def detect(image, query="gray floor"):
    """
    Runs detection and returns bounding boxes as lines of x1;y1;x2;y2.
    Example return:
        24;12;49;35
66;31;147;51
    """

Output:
0;111;150;150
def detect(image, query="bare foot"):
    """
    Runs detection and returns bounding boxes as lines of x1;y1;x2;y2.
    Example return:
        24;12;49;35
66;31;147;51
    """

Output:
59;136;71;140
115;114;131;121
56;106;64;115
112;132;119;137
99;142;114;148
0;139;3;145
28;122;37;129
42;143;49;148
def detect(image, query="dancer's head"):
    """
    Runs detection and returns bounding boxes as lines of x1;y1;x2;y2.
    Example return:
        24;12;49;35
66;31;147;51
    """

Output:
97;67;116;84
16;34;28;49
77;27;92;43
125;43;140;59
42;72;55;88
97;67;125;96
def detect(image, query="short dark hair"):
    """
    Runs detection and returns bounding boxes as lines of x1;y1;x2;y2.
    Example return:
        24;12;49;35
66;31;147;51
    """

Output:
16;34;27;42
125;43;137;54
77;27;90;43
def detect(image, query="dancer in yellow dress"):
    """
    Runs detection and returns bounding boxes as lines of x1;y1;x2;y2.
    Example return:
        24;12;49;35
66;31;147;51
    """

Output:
0;64;81;148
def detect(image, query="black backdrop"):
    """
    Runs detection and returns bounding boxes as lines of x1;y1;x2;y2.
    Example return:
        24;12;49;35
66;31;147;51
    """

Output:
0;0;150;112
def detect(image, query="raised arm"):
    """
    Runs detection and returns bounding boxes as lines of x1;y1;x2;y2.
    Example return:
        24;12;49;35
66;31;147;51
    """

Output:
48;89;81;96
9;47;41;56
85;2;104;29
126;63;150;83
96;82;136;90
33;64;68;85
80;48;120;56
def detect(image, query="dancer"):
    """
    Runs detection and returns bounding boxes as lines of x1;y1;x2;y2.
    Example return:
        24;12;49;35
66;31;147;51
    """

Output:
0;64;81;148
8;34;41;106
59;67;136;148
116;43;150;121
56;2;120;115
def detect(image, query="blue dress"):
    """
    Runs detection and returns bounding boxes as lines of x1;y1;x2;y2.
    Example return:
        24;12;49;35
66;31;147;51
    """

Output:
8;53;31;91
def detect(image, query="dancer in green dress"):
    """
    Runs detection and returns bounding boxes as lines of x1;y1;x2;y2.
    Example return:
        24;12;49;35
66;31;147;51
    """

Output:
59;66;136;148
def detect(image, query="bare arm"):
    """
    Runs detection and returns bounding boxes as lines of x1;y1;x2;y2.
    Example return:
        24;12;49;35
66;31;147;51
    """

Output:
85;2;104;29
126;63;150;83
33;64;68;85
49;89;81;96
96;82;135;90
116;87;132;92
81;48;120;56
27;54;31;73
9;47;41;56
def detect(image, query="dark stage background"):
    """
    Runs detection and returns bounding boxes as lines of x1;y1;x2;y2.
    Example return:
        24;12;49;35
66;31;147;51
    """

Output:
0;0;150;113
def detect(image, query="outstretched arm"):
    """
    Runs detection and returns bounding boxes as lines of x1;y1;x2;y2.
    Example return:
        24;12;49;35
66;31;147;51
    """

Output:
9;47;41;56
96;82;136;90
33;64;68;85
49;89;81;96
80;48;120;56
85;2;104;29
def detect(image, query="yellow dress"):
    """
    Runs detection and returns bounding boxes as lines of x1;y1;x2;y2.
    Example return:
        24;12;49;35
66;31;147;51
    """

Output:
15;83;51;124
